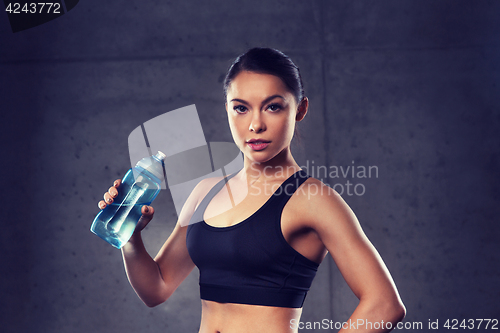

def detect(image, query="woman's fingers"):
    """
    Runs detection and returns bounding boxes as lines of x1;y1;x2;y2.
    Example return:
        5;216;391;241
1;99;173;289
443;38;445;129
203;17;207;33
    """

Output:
105;179;121;203
108;185;118;198
97;180;155;233
141;205;155;221
136;205;155;232
98;179;122;210
104;192;114;205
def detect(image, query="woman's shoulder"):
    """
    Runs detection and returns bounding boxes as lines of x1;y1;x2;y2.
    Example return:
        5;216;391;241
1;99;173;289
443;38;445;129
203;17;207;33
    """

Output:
292;176;355;228
191;171;242;207
177;174;228;227
195;175;226;190
191;175;226;202
297;176;340;202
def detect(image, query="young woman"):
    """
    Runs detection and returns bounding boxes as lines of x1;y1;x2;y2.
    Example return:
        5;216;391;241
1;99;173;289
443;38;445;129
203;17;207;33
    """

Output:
99;48;405;333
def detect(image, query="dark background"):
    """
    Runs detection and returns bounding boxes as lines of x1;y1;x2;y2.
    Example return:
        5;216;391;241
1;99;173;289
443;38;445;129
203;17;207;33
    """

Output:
1;1;499;332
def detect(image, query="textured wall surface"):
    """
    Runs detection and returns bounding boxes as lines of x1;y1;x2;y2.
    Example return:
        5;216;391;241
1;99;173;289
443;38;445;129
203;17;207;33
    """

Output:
1;1;499;332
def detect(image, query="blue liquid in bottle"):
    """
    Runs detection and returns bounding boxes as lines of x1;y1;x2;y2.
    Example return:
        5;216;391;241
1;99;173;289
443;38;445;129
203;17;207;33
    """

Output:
91;151;166;249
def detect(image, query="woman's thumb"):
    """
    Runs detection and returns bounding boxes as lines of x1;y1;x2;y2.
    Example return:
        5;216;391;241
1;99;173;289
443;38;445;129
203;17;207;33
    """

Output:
142;205;154;216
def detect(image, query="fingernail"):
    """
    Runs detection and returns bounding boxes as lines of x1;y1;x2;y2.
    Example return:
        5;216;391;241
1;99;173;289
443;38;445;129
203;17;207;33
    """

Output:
107;198;112;203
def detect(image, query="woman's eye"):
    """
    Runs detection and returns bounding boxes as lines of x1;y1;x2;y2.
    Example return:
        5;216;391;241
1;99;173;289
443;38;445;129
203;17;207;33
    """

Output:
267;104;282;112
234;105;248;113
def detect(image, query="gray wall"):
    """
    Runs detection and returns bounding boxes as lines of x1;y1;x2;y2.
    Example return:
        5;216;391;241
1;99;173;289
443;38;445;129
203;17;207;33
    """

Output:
1;1;499;332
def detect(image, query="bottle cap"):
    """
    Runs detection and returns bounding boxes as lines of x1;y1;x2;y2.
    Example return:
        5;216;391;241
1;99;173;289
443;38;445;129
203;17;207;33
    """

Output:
155;151;167;161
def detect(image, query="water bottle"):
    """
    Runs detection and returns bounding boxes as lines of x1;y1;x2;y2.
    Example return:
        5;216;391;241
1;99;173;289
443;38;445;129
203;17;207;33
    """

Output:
91;151;166;249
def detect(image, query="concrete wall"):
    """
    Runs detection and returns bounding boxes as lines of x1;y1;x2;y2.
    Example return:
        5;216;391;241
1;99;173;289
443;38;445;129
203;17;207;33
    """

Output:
1;1;499;332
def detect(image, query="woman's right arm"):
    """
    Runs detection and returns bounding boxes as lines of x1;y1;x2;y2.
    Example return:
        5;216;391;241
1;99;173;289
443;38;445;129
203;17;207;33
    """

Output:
121;216;195;307
100;179;207;307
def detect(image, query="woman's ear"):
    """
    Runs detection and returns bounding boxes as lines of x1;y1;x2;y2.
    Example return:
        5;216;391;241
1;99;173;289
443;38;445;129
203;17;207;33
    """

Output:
296;97;308;122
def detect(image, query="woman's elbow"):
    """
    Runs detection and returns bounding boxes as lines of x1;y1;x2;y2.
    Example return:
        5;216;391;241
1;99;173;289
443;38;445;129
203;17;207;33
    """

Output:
140;289;171;308
144;299;164;308
386;298;406;323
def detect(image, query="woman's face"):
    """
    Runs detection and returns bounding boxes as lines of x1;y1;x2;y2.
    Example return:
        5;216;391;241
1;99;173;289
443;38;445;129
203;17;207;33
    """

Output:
225;71;304;165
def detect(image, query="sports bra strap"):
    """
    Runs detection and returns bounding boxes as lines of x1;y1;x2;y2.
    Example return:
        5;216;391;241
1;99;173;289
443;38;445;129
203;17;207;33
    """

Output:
189;169;309;226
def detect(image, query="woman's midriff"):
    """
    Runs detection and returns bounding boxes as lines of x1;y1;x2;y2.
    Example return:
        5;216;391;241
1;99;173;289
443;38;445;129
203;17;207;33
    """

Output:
198;300;302;333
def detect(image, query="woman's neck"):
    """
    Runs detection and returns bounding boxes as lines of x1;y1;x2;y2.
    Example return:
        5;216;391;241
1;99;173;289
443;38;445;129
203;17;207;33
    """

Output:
240;147;301;184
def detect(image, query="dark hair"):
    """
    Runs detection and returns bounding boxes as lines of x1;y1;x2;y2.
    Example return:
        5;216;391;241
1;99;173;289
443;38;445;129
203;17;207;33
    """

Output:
223;48;305;104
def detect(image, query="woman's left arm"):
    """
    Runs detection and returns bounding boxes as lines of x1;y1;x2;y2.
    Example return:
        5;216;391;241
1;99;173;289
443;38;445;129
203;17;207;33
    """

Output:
305;181;406;332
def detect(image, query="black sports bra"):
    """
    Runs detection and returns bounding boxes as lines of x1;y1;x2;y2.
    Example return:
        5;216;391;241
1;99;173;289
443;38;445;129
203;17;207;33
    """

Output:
186;170;319;308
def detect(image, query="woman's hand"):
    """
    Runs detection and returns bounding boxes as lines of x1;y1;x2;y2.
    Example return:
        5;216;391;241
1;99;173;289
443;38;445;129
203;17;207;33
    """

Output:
97;179;121;209
97;179;155;233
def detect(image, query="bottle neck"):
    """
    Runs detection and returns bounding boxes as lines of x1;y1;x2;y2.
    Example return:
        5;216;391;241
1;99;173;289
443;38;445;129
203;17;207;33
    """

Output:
134;165;162;184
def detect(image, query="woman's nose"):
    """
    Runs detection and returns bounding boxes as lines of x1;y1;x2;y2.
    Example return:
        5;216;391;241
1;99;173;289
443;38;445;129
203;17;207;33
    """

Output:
249;112;266;133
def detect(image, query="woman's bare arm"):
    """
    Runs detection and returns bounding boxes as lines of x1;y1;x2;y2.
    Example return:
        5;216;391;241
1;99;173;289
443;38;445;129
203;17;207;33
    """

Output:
100;178;211;307
121;217;195;307
303;180;406;332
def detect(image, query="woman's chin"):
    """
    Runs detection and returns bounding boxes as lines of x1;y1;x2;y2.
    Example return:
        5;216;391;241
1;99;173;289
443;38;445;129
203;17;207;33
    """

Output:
244;151;278;165
243;145;292;166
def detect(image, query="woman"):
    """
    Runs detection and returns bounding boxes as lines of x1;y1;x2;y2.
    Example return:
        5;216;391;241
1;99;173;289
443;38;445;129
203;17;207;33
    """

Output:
99;48;405;332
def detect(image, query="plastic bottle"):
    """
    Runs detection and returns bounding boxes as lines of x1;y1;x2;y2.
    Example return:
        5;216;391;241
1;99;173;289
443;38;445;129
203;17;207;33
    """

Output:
91;151;166;249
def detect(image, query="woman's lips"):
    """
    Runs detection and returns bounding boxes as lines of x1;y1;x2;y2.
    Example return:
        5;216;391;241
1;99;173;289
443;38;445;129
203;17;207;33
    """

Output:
247;140;270;151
